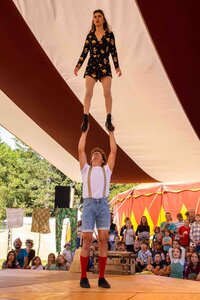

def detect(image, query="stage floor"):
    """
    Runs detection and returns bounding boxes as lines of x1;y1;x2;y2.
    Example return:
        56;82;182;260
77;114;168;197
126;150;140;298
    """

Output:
0;270;200;300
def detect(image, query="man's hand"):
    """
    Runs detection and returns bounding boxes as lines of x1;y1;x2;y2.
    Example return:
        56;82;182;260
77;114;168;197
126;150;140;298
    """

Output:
78;127;89;169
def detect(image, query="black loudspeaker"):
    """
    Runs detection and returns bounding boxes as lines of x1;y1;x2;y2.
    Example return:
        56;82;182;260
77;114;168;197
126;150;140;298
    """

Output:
55;186;71;208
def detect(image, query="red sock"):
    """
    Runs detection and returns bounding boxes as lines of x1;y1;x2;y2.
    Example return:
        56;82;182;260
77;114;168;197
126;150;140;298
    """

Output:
99;256;107;279
80;255;89;279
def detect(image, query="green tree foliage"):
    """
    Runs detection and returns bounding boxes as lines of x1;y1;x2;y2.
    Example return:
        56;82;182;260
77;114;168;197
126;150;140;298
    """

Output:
0;137;136;220
109;183;138;203
0;138;78;220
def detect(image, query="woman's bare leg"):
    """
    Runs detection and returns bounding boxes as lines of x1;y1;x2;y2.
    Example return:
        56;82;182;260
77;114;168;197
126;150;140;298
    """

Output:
101;76;114;131
100;76;112;114
81;76;96;132
84;76;96;114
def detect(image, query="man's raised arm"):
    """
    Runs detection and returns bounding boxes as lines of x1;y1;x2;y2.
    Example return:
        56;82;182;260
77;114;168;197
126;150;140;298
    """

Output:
78;130;88;170
107;131;117;171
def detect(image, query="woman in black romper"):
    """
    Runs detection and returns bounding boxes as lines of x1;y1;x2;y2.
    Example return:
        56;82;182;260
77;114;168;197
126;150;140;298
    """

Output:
74;9;122;132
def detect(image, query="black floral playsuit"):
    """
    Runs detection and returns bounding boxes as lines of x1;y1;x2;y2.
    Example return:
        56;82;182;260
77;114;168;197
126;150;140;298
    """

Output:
76;30;119;81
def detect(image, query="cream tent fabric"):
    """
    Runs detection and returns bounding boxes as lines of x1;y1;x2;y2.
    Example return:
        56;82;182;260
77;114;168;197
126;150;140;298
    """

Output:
0;0;200;183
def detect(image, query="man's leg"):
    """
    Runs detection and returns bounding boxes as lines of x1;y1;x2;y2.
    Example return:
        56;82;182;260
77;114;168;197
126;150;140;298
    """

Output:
80;232;93;288
98;229;110;288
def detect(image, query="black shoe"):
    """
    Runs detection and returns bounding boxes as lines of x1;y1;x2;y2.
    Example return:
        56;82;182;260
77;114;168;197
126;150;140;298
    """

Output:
105;114;114;131
98;277;111;288
81;114;89;132
80;277;90;288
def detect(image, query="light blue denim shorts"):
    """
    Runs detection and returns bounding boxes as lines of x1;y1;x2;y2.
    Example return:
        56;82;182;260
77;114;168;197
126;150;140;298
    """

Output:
81;197;110;232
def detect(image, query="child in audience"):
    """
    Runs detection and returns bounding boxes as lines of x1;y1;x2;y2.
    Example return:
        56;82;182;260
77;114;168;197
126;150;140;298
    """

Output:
114;235;120;250
88;247;95;271
31;256;43;270
45;253;58;270
147;253;166;275
159;252;171;276
168;246;185;278
62;242;73;265
151;241;165;260
2;250;20;269
56;254;70;271
133;239;141;258
172;239;181;249
123;219;135;252
186;243;197;263
155;232;163;244
184;252;200;280
136;240;152;272
162;229;172;254
152;227;160;242
116;241;126;251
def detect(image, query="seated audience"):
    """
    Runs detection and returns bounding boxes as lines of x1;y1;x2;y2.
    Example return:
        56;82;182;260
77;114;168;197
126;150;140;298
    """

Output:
13;238;28;269
91;239;98;252
168;246;185;279
56;254;70;271
147;253;166;275
114;235;120;250
109;212;118;250
133;240;141;257
31;256;43;270
186;243;197;263
88;247;95;271
136;240;152;272
184;252;200;280
76;220;82;249
45;253;58;270
151;241;165;260
25;239;35;268
159;252;171;276
172;239;181;250
115;241;126;252
2;250;20;269
62;242;73;265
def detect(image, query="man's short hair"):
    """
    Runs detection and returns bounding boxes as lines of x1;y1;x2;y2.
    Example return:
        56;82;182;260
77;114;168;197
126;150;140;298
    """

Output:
92;239;98;244
117;241;126;246
173;239;181;245
90;147;107;166
177;213;182;217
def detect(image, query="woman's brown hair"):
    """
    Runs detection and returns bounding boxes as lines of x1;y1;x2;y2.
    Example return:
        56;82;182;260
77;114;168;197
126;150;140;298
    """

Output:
90;9;111;32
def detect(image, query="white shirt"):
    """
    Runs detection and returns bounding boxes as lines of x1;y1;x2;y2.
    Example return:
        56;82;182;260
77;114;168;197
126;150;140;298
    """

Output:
81;163;112;199
62;249;73;264
124;228;135;245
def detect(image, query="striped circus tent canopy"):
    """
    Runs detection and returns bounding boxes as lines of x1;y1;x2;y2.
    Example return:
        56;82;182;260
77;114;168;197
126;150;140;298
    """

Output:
111;181;200;234
0;0;200;183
